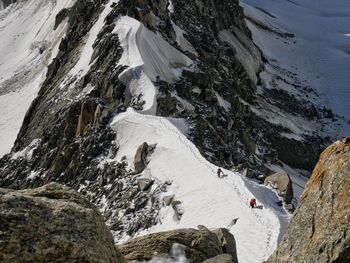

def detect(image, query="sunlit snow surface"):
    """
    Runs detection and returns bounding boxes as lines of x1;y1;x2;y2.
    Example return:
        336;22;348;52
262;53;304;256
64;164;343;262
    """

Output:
0;0;76;157
111;109;288;263
109;11;289;263
241;0;350;135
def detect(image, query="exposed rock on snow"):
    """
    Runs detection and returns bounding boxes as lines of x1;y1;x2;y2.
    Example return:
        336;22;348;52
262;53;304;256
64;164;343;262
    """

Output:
163;194;175;206
119;225;238;263
266;137;350;263
0;183;125;263
137;178;154;191
264;171;293;204
134;142;150;173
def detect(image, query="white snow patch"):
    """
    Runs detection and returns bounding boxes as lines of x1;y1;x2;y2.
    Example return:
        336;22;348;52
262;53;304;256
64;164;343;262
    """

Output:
172;93;195;112
28;170;40;180
171;21;198;56
114;16;192;114
11;139;41;160
214;91;231;112
168;0;174;14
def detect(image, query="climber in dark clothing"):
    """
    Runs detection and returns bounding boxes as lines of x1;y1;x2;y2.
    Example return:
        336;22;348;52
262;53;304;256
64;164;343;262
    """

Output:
249;198;257;208
217;168;225;178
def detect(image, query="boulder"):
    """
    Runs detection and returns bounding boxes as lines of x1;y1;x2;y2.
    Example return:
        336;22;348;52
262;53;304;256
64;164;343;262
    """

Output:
134;142;149;173
119;225;238;263
264;171;293;204
0;183;125;263
266;137;350;263
137;178;154;191
171;200;184;222
212;228;239;263
163;194;175;206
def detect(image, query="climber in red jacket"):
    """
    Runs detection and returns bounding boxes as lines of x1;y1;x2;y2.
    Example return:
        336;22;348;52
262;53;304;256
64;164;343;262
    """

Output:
249;198;257;208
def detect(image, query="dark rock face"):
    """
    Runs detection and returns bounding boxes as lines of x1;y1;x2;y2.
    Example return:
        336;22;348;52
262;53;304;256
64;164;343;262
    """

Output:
119;225;238;263
266;137;350;263
1;0;16;9
0;183;125;263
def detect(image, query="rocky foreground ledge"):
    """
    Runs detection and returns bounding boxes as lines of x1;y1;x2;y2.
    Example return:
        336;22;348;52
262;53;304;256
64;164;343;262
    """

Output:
266;137;350;263
0;182;238;263
0;183;125;263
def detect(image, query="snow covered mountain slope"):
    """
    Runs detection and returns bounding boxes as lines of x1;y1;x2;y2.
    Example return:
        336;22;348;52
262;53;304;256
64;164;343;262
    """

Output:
1;0;347;262
241;0;350;136
107;12;288;261
111;109;288;263
0;0;76;157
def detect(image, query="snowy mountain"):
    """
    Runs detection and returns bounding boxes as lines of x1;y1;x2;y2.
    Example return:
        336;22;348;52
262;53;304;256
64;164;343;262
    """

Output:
0;0;349;262
0;0;75;157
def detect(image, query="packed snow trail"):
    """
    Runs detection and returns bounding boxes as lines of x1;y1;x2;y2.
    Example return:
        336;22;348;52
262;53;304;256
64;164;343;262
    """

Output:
111;109;285;263
0;0;76;157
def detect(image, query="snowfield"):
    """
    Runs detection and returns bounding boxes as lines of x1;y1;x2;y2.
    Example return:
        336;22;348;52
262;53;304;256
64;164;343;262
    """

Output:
241;0;350;135
0;0;76;157
111;109;288;263
108;10;288;263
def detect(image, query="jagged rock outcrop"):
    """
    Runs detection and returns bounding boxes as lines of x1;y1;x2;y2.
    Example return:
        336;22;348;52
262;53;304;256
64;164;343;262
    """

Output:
0;0;16;9
134;142;149;173
119;225;238;263
264;171;293;204
0;183;125;263
266;137;350;263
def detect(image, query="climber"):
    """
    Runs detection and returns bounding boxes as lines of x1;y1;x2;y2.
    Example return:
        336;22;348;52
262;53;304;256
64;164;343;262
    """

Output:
249;198;257;208
217;168;225;178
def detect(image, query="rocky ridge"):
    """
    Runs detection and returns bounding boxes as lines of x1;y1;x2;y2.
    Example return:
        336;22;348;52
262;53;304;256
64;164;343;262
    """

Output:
119;225;238;263
266;137;350;263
